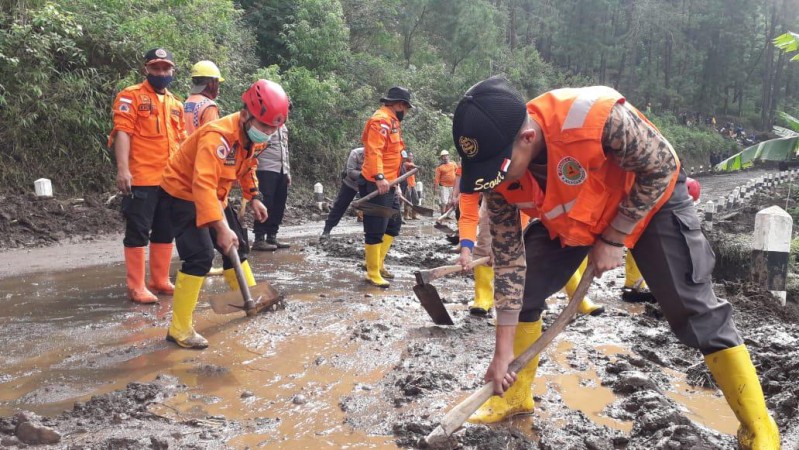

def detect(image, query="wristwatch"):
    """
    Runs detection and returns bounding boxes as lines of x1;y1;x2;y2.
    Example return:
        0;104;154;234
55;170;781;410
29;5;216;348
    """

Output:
375;173;385;181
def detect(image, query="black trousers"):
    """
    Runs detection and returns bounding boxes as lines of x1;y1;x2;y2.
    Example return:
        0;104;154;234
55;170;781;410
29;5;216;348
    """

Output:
160;190;250;277
518;176;742;355
358;181;401;245
324;182;358;233
121;186;173;247
254;170;289;238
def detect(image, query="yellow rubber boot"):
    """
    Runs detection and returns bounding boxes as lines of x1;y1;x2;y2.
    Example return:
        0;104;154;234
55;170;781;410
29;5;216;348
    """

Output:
124;246;158;304
223;260;257;292
565;258;605;316
705;345;780;450
365;243;390;288
166;272;208;349
379;234;395;279
469;319;542;424
469;265;494;315
624;252;646;289
147;243;175;295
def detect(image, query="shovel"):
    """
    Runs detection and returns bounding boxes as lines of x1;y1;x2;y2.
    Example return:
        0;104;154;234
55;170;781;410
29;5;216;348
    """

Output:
413;256;490;325
433;206;456;234
398;194;435;217
351;168;418;218
424;265;595;446
208;246;283;316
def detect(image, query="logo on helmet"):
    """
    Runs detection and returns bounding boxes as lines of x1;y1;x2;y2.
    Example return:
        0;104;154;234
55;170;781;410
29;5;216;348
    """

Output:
155;49;167;58
459;136;479;158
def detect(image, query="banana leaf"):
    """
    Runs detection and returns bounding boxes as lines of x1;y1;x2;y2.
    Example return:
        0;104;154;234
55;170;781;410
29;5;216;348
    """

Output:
774;32;799;61
714;137;799;172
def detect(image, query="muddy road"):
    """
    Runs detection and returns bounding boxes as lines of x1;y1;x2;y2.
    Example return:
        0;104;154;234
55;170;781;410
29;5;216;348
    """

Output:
1;168;798;449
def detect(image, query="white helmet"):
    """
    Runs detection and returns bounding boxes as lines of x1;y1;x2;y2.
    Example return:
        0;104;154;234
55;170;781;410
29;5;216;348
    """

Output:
439;150;450;157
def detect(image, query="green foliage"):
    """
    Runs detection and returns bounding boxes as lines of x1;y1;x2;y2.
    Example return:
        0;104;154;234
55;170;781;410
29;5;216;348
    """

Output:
2;0;798;196
650;114;738;167
0;0;255;193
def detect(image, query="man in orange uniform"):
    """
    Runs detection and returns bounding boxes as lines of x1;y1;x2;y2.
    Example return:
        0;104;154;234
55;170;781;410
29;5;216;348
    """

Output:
360;87;413;288
110;48;187;304
451;77;779;448
434;150;458;214
159;79;289;349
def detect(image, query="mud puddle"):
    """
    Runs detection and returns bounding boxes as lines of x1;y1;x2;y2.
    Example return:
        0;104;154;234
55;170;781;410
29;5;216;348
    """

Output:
1;170;799;448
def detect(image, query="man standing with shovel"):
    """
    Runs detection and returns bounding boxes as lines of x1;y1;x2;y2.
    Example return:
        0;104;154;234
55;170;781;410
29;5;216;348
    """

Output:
158;79;289;349
360;87;413;288
450;77;779;448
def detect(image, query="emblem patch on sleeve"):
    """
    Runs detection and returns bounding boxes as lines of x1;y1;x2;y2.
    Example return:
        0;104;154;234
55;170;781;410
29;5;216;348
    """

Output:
216;144;229;159
119;104;130;113
556;156;587;185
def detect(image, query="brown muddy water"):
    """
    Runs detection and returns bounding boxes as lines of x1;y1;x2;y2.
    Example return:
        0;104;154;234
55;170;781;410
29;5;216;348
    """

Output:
0;186;798;448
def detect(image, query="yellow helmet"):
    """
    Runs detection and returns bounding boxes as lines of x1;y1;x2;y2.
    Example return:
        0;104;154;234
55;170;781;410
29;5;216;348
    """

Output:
190;60;224;82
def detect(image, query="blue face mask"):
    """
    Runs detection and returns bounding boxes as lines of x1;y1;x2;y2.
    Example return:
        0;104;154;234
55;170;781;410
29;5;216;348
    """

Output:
147;74;173;91
246;123;273;143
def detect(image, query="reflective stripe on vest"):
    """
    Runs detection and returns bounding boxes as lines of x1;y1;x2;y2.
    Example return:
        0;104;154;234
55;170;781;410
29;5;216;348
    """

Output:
561;87;618;131
543;199;577;221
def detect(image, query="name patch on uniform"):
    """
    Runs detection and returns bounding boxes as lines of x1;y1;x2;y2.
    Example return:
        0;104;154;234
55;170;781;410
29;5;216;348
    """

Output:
184;103;196;113
557;156;587;186
138;104;151;112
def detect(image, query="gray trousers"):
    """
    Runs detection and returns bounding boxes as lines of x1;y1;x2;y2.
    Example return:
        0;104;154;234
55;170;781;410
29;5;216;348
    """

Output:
520;178;742;355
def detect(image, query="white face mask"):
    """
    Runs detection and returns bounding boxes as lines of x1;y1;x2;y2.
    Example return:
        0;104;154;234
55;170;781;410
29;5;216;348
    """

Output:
246;120;273;143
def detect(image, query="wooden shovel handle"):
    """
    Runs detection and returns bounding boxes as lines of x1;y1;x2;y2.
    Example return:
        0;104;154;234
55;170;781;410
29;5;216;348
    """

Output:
423;256;490;283
426;265;595;443
436;205;455;222
226;246;256;317
352;168;418;206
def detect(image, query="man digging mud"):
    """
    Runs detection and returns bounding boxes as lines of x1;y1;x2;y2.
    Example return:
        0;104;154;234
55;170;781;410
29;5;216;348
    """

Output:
452;77;780;448
158;79;289;349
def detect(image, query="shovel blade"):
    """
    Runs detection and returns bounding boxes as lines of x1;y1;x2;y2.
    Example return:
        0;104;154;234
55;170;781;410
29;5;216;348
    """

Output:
433;222;456;234
411;205;435;217
209;283;281;315
353;202;401;218
413;283;455;325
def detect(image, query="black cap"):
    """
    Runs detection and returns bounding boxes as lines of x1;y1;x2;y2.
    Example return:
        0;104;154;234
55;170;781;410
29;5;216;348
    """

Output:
452;77;527;193
380;86;414;108
144;48;175;66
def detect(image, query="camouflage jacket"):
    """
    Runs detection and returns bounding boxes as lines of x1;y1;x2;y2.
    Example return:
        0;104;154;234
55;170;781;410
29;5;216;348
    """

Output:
488;103;679;326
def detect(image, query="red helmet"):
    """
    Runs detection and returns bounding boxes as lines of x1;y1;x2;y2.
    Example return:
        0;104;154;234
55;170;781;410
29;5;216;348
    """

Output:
241;79;289;127
686;177;701;201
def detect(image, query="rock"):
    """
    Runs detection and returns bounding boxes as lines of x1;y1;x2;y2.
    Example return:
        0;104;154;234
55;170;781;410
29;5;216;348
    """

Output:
240;390;255;399
14;411;37;424
614;371;658;394
150;436;169;449
15;421;61;445
293;394;308;405
1;436;22;447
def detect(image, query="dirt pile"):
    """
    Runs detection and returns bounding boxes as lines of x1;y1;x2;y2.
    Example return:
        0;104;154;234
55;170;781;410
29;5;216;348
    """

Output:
0;192;122;248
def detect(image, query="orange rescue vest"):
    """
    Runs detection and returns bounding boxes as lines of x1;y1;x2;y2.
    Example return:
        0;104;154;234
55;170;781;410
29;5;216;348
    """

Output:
184;94;219;135
496;87;680;248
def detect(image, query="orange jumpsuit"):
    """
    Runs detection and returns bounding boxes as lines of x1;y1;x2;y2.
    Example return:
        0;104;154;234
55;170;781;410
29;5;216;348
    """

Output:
160;112;262;275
